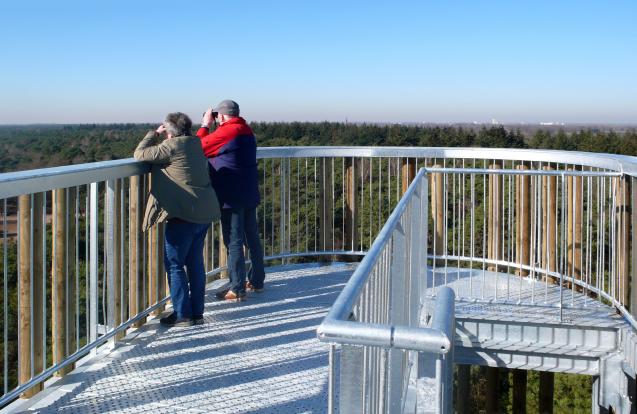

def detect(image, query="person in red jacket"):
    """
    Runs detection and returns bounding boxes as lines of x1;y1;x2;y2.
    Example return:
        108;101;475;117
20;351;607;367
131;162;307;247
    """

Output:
197;100;265;302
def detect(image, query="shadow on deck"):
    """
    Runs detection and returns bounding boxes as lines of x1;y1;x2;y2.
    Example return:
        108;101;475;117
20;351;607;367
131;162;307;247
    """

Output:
13;263;356;414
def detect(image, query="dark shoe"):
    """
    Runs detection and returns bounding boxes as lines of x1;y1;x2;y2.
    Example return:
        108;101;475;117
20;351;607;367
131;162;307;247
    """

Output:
160;312;177;326
192;315;205;325
220;290;246;302
246;281;264;292
160;312;193;327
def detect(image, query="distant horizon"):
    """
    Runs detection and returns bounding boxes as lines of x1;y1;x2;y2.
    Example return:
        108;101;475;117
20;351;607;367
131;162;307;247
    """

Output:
1;1;635;124
2;120;637;127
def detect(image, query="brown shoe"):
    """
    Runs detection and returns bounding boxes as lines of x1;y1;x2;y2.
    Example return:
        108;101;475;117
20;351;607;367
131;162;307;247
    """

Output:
222;290;246;302
246;281;264;293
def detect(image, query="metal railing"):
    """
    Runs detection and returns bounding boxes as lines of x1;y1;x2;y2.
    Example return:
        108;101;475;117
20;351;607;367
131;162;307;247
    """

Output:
1;146;636;409
316;168;456;413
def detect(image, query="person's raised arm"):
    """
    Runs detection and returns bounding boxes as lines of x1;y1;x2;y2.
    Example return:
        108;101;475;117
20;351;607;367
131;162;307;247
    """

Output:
134;124;173;163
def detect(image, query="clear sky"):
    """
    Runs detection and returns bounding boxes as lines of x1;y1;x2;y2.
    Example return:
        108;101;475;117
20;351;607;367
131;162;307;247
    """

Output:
1;0;635;124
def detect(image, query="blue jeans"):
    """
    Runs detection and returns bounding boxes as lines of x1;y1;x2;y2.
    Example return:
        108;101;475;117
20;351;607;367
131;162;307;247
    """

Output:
164;221;210;319
221;207;265;294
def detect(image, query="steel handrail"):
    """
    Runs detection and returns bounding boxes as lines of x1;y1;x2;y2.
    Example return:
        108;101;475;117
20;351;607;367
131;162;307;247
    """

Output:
2;146;636;199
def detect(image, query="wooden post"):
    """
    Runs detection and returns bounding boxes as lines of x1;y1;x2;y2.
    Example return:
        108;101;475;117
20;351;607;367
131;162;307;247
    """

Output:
431;164;444;263
486;367;499;413
148;225;160;316
52;188;74;376
18;194;44;397
456;365;470;414
488;162;503;271
401;158;416;194
539;371;554;414
542;165;558;281
344;158;358;253
512;369;527;414
617;176;630;305
67;189;77;356
157;222;167;312
516;163;531;277
219;223;227;278
112;180;123;340
567;168;583;289
319;158;334;259
129;176;144;327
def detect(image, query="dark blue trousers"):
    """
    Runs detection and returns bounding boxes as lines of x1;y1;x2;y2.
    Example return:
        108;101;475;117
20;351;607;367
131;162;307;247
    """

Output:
221;207;265;294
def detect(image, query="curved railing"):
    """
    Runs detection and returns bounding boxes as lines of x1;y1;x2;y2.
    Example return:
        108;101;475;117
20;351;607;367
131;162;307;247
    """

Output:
0;146;636;407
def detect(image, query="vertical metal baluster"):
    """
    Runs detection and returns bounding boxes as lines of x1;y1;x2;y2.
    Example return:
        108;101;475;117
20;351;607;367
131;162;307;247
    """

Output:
75;187;80;350
89;182;98;353
298;159;301;252
444;165;448;285
608;177;618;302
452;161;456;279
85;186;89;345
376;158;383;238
388;159;391;224
571;172;576;307
332;157;335;250
585;175;592;306
369;158;372;247
545;168;550;303
271;160;275;256
42;192;47;368
510;165;524;301
361;157;365;250
559;173;566;321
288;158;292;256
314;158;318;252
120;181;125;327
305;159;308;253
328;344;336;414
462;160;466;272
470;163;475;297
530;173;537;304
3;199;7;392
262;159;266;255
482;160;486;300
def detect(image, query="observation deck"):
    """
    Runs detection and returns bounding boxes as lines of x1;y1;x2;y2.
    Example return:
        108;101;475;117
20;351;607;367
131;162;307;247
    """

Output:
1;147;636;413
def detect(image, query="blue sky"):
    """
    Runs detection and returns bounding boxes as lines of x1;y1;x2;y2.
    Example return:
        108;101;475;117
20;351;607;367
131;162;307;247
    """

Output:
1;0;635;124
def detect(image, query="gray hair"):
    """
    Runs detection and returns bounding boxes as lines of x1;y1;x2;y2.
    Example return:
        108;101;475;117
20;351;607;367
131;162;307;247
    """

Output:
164;112;192;136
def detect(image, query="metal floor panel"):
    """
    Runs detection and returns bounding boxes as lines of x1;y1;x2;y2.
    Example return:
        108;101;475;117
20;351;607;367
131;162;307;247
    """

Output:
13;263;356;414
426;267;625;328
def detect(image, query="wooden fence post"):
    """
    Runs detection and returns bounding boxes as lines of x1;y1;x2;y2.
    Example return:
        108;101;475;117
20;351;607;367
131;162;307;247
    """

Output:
618;175;630;306
401;158;416;194
52;188;75;376
18;194;44;397
431;164;444;264
129;176;144;327
488;162;502;272
567;168;583;289
319;158;334;259
542;165;558;280
516;163;531;277
344;158;358;253
219;223;227;278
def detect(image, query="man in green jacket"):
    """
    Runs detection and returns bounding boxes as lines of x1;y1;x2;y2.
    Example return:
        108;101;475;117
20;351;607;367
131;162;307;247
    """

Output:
135;112;220;327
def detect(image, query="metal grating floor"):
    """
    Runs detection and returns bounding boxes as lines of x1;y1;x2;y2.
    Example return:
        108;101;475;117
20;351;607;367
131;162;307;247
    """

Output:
13;263;355;414
426;267;626;328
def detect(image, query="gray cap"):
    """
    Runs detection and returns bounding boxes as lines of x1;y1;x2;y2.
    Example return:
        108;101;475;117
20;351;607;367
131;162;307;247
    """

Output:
214;99;240;116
